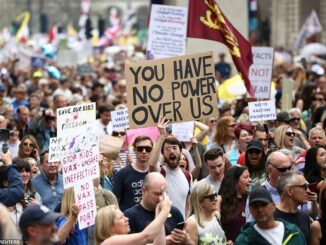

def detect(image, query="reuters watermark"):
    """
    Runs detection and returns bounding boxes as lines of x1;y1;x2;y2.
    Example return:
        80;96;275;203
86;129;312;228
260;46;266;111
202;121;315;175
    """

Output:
0;240;22;245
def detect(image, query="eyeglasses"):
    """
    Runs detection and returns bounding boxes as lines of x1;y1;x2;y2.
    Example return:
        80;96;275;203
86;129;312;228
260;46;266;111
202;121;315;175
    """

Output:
23;142;34;148
112;131;126;137
289;183;309;190
203;192;218;201
285;132;296;137
270;162;292;173
136;146;153;153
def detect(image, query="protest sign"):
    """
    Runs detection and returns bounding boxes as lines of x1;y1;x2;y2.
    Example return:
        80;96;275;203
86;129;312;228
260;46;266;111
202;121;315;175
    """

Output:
172;121;194;142
56;102;96;137
147;4;188;59
249;47;274;99
57;50;78;67
281;78;294;112
77;64;93;76
31;56;46;68
49;134;99;162
248;100;276;122
61;145;100;189
99;135;125;160
111;109;129;130
74;181;97;229
126;51;218;128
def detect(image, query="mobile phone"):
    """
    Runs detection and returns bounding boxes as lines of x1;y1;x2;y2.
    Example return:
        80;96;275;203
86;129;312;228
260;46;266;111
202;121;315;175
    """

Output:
309;182;318;193
175;221;185;230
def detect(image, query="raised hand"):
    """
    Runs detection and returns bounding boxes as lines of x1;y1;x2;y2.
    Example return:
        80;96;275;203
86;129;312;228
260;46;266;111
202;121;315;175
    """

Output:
157;116;171;136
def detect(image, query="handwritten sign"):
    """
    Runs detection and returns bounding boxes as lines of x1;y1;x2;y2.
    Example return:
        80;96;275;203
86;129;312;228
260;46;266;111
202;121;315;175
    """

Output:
249;47;274;99
57;50;78;67
147;4;188;59
111;109;129;130
248;100;276;122
126;51;218;128
62;146;99;189
172;121;194;142
57;103;96;137
49;134;99;162
74;181;97;229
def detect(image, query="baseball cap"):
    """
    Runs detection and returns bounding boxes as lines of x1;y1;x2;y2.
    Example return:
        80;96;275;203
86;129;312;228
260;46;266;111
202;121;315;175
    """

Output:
246;140;263;152
249;187;273;206
33;71;43;78
276;111;292;123
311;64;325;76
19;205;60;228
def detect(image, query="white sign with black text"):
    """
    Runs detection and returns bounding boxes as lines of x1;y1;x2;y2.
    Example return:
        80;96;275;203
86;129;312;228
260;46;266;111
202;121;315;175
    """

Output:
248;100;276;122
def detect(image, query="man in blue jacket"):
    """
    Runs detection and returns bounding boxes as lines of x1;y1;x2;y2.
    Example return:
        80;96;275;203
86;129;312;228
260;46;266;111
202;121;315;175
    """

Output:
0;163;24;206
235;187;306;245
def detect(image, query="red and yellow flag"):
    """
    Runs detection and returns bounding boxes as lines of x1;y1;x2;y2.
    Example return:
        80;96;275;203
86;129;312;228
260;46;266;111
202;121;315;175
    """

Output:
188;0;254;96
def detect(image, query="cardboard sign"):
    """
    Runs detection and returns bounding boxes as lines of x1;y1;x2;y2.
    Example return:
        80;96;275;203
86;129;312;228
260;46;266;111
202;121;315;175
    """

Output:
281;78;294;112
111;109;129;130
99;135;124;160
62;146;100;189
249;47;274;99
56;103;96;137
57;50;78;67
126;51;218;128
49;134;99;162
74;181;97;229
248;100;277;122
147;4;188;59
172;121;194;142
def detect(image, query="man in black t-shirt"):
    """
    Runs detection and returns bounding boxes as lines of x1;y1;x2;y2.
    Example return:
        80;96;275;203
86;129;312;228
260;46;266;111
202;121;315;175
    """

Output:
112;135;153;211
124;172;193;244
274;171;312;244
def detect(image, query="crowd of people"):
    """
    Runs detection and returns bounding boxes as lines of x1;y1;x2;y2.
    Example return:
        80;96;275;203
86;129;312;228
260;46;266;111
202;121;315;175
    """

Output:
0;22;326;245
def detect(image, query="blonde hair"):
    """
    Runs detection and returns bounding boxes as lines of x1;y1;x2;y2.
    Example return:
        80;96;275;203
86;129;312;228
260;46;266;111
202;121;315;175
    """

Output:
95;205;118;245
190;183;213;227
61;187;75;217
274;125;291;149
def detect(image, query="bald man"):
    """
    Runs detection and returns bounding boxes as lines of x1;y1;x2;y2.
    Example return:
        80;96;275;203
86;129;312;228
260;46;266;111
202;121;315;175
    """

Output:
124;172;193;245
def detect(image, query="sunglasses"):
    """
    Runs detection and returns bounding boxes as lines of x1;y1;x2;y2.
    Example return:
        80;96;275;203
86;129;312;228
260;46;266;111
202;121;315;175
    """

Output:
209;119;217;123
112;131;126;137
136;146;153;153
247;149;262;154
203;192;218;201
23;142;34;148
290;117;300;121
285;132;296;137
270;162;292;173
289;183;309;190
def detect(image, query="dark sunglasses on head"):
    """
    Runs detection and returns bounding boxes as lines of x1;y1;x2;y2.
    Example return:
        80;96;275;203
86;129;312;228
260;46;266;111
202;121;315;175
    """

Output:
23;142;34;148
270;162;292;173
289;183;309;190
112;131;126;137
203;192;218;201
136;146;153;153
285;132;296;137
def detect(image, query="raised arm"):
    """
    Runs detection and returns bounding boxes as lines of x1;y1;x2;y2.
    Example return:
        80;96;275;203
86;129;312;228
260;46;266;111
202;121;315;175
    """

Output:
148;117;170;172
57;204;80;244
102;192;172;245
190;138;202;180
194;121;209;142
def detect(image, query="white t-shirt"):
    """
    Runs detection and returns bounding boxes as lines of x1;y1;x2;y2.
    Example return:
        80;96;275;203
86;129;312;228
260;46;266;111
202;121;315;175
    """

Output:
254;221;284;245
196;175;221;193
163;166;190;218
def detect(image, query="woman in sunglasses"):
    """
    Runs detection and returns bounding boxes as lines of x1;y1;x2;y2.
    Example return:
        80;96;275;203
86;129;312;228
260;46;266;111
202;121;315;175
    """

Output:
186;183;228;245
219;165;251;242
243;140;267;190
274;125;305;158
304;145;326;191
18;135;40;163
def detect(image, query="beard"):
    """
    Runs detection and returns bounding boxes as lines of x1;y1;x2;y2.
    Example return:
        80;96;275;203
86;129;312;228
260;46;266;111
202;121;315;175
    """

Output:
164;153;180;169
